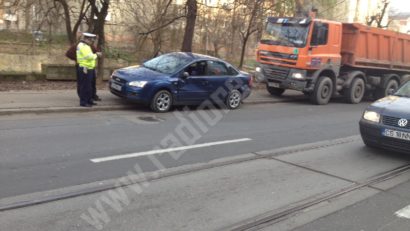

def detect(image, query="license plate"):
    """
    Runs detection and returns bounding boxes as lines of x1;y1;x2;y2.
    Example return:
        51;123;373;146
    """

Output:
111;82;122;91
383;129;410;141
268;82;280;88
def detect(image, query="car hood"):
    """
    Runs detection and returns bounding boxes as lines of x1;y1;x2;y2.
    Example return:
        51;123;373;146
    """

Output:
369;96;410;117
113;66;169;81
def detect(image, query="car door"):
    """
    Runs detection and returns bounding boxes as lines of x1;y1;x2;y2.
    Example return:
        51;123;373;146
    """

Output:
176;61;210;103
203;60;233;102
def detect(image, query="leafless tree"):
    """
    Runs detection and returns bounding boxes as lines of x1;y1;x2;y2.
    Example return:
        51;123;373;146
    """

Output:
53;0;90;45
181;0;197;52
119;0;185;57
367;0;390;28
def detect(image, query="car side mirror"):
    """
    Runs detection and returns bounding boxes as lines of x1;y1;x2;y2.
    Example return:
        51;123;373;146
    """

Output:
182;72;190;79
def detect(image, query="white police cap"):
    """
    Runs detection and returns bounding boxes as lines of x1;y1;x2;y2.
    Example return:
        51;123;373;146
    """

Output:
83;32;97;38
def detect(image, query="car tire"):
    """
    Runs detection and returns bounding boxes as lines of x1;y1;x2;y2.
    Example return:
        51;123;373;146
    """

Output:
345;78;365;104
226;89;242;110
310;76;333;105
374;79;399;99
150;90;173;113
266;84;285;96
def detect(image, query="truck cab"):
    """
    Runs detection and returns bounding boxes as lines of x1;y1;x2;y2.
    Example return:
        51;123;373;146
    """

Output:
256;17;342;103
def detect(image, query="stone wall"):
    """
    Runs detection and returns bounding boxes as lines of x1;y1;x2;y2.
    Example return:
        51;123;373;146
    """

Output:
0;50;131;81
0;53;56;73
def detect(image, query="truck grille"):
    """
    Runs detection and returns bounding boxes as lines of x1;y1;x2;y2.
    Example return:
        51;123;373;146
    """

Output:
259;51;298;60
262;65;290;80
382;116;410;129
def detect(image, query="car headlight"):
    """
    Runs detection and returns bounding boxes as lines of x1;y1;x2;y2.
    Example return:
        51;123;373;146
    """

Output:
363;110;380;123
128;81;148;88
291;72;305;80
255;67;262;72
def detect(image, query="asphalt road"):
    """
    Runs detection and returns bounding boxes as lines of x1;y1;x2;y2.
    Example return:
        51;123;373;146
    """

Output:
0;99;370;199
2;127;410;230
290;178;410;231
3;98;410;231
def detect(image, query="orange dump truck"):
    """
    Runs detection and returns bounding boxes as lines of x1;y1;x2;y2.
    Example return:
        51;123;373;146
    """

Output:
255;17;410;104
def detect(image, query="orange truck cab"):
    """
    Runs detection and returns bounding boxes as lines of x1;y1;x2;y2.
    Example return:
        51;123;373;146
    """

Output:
256;17;410;105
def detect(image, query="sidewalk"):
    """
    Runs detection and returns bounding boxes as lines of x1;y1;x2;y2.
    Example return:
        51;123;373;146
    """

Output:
0;88;305;115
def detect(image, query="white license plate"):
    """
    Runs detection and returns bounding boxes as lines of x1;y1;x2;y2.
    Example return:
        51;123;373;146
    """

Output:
111;82;122;91
383;129;410;141
268;82;280;88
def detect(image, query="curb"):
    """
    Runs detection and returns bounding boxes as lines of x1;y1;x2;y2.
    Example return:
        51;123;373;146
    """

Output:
0;105;137;115
244;97;305;105
0;98;306;116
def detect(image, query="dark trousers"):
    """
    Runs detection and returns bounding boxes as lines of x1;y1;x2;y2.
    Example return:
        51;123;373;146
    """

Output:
92;70;97;98
77;64;97;99
78;66;94;106
76;64;80;97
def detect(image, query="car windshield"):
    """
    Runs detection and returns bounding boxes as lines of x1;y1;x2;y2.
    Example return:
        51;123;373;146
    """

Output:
143;54;191;75
394;82;410;97
260;22;310;48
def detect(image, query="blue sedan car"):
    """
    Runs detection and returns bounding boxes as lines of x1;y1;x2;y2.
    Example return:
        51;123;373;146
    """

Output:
109;52;252;112
360;81;410;153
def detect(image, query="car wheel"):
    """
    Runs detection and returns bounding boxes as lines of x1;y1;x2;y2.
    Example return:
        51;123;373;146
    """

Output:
345;78;365;104
310;76;333;105
374;79;399;99
266;84;285;96
150;90;173;113
226;90;242;110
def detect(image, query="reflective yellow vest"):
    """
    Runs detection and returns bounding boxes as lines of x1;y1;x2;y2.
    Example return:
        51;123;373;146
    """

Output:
76;42;97;69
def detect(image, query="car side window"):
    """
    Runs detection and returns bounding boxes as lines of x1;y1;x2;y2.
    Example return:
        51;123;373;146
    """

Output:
228;66;239;76
185;61;207;76
206;61;229;76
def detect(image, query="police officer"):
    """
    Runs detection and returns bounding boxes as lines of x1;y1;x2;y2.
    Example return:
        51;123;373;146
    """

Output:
76;33;102;107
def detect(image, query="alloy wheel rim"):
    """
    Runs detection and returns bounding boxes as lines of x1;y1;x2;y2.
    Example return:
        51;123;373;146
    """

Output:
229;92;241;108
156;93;170;111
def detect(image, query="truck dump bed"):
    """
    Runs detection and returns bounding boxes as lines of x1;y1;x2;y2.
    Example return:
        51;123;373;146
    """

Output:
341;23;410;73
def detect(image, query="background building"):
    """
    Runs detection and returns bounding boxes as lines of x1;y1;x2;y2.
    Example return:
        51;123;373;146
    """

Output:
316;0;389;25
390;13;410;33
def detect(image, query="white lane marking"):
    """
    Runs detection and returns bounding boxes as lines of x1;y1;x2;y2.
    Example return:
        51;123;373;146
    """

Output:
90;138;252;163
395;205;410;219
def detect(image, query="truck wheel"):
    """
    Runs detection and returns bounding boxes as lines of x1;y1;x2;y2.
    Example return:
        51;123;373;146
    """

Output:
150;90;173;113
310;76;333;105
345;78;365;104
374;79;399;99
266;84;285;96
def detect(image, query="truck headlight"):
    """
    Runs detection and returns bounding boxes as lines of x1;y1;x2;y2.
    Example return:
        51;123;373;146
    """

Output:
363;111;380;123
128;81;148;88
291;72;305;80
289;54;298;60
